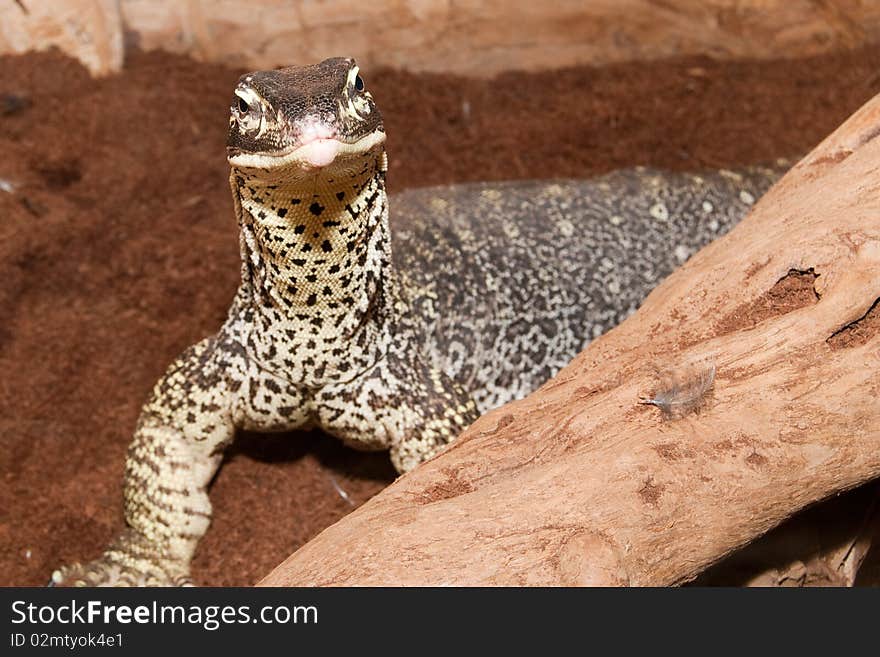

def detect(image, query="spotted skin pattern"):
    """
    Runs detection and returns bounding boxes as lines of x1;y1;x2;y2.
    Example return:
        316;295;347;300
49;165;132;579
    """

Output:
52;58;785;586
392;171;781;411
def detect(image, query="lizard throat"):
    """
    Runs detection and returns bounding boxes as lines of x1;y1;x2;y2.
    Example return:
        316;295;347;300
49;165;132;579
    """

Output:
229;156;397;378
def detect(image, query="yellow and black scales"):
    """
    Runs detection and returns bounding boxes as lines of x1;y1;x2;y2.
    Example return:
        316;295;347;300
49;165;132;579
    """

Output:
54;58;785;585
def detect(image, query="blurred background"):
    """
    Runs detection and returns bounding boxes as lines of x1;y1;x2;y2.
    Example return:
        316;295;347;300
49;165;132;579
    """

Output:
1;0;879;587
2;1;880;76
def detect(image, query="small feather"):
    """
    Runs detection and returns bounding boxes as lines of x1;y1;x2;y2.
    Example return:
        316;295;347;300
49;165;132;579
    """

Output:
641;363;716;419
328;475;354;506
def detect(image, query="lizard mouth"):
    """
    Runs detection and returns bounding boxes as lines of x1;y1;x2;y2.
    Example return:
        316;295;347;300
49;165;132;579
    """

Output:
227;130;386;170
294;136;341;168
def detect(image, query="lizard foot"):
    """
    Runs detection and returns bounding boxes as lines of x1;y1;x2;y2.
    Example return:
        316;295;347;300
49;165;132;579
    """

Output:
50;557;192;587
50;533;192;587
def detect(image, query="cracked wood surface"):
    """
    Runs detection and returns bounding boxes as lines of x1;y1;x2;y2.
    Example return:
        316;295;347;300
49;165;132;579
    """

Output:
260;93;880;587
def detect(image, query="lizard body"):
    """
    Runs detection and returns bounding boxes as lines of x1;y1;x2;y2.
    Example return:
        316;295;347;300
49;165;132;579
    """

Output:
54;58;784;585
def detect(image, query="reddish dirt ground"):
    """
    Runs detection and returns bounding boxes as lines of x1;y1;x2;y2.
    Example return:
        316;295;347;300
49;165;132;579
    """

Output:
2;46;880;586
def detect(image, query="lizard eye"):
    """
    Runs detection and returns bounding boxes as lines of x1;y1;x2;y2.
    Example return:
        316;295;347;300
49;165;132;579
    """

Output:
354;75;365;92
237;97;250;113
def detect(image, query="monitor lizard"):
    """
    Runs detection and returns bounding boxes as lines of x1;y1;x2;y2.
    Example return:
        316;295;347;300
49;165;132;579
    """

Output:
52;57;786;585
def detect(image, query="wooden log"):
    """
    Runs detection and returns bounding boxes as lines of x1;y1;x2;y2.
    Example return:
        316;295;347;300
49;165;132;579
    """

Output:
4;1;880;77
695;482;880;586
0;0;123;76
116;0;880;76
260;92;880;586
120;0;880;76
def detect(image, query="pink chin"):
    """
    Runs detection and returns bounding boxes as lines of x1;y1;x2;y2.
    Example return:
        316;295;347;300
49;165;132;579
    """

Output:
302;139;340;167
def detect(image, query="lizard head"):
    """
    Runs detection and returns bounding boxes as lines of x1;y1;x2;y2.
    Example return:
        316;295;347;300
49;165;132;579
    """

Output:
226;57;385;179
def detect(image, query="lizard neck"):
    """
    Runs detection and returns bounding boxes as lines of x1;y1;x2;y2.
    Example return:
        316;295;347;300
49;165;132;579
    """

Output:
229;153;398;382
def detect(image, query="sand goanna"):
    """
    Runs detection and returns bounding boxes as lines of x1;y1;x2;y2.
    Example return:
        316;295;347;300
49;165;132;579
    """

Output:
53;57;785;585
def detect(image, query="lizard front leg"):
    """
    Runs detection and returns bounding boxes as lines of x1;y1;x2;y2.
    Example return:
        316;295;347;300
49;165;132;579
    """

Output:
388;359;480;473
52;333;243;586
318;353;479;474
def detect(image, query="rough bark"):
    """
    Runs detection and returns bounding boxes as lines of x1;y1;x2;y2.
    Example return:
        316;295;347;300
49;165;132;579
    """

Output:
260;92;880;587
